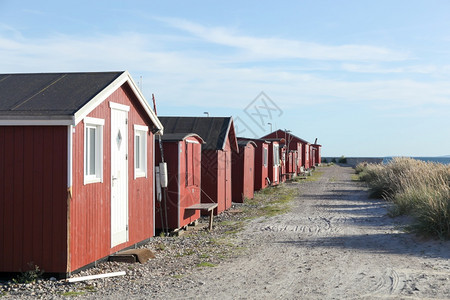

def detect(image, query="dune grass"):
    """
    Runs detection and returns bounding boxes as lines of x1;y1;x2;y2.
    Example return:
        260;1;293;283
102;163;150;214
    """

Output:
356;158;450;239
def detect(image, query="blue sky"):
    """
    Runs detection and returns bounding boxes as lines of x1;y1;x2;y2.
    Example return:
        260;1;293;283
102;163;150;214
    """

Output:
1;1;450;157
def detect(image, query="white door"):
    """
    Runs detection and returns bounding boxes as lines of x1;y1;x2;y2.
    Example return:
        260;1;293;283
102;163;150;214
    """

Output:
111;104;129;247
273;144;279;183
274;164;279;183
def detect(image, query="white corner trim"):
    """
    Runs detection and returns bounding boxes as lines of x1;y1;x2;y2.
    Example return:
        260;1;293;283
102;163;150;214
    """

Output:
67;125;73;189
84;117;105;126
109;101;130;112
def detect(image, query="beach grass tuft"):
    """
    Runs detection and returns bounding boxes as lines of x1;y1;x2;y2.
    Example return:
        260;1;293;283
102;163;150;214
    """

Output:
355;157;450;239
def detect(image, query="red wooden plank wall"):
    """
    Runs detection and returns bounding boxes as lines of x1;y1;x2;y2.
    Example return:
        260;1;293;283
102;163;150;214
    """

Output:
179;138;201;227
253;141;269;191
0;126;67;273
242;144;255;200
224;141;232;211
232;143;255;203
304;144;310;169
155;137;201;230
155;141;179;229
231;146;244;203
200;135;233;215
297;143;302;174
70;84;155;272
201;150;219;213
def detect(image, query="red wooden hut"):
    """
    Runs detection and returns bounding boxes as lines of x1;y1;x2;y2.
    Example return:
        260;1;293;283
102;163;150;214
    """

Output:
232;139;256;203
295;142;303;174
155;133;204;230
0;71;163;277
237;138;270;191
263;138;288;182
262;130;312;170
280;144;287;183
310;147;316;167
304;142;311;169
158;117;238;215
312;143;322;165
285;149;298;179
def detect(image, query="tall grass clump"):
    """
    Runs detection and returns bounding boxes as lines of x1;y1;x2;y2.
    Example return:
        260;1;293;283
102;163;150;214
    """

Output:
356;158;450;239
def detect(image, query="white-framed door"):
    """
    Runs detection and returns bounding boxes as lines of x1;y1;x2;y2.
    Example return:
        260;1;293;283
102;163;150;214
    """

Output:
273;144;279;183
110;102;129;247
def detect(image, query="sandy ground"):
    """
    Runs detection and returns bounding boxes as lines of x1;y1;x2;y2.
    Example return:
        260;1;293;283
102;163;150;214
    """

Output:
7;164;447;299
151;164;450;299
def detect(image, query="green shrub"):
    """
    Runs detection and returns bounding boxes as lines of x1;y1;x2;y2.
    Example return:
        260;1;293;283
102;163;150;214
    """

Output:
13;264;43;284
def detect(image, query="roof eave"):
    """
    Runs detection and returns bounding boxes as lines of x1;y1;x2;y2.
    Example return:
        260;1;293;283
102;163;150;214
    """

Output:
0;115;75;126
73;71;163;134
222;117;238;153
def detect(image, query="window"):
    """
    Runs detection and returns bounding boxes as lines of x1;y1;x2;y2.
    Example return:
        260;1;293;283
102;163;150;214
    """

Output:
263;147;268;167
84;117;104;184
134;125;148;178
273;144;280;166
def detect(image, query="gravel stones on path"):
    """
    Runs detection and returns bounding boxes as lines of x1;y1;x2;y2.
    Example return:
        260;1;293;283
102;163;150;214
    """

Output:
2;164;449;299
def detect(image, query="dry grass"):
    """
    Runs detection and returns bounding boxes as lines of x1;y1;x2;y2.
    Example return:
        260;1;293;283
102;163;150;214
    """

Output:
246;184;298;218
356;158;450;239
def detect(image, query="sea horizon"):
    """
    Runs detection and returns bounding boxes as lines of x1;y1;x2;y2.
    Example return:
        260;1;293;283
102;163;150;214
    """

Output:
322;156;450;165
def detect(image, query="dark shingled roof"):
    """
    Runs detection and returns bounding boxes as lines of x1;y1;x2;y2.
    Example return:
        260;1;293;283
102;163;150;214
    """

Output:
0;72;123;117
261;129;310;144
158;117;236;151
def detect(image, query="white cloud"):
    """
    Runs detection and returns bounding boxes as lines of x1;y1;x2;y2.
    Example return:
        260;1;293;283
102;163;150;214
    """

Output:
157;17;411;62
341;63;450;75
1;22;450;115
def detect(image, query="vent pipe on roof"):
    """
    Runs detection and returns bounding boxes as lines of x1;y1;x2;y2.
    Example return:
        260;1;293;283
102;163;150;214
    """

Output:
152;94;157;116
203;112;209;117
314;138;318;144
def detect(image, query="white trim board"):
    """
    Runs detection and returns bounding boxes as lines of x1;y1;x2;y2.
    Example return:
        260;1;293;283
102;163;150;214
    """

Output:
74;71;163;133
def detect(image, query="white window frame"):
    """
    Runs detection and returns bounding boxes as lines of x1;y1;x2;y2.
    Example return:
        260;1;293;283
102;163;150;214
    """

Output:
134;124;148;179
273;144;280;166
84;117;104;184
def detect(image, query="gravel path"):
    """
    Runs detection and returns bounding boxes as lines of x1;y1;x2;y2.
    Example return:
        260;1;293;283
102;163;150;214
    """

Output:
2;164;449;299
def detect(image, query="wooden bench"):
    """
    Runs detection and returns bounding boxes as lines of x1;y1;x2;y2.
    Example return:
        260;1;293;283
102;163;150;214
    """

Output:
186;203;218;231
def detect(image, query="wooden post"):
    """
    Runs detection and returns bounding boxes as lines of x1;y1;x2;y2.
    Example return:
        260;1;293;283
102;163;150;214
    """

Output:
209;210;214;231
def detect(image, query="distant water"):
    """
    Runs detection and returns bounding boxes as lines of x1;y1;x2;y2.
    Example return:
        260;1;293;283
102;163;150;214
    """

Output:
383;157;450;165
